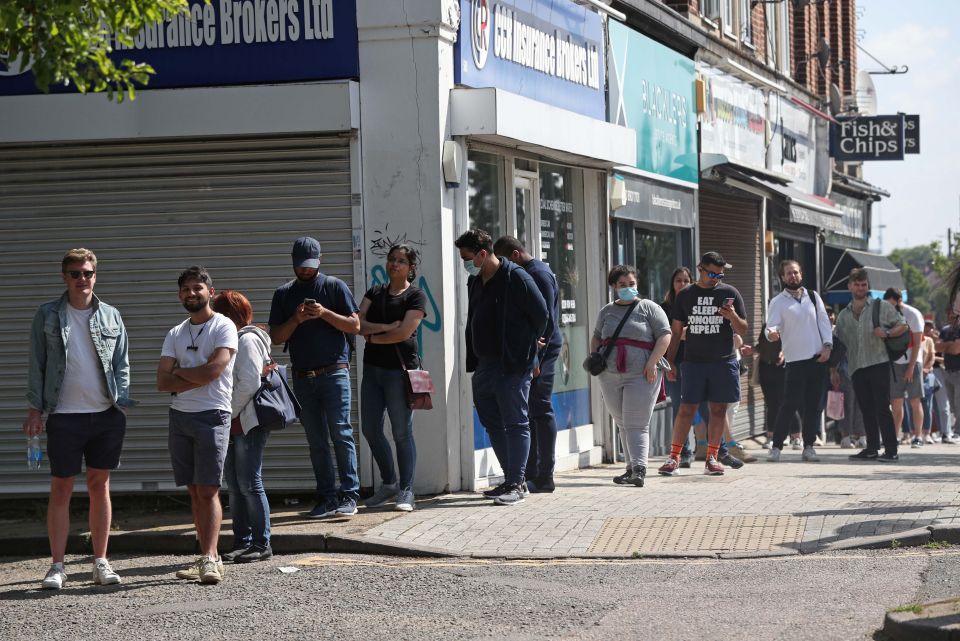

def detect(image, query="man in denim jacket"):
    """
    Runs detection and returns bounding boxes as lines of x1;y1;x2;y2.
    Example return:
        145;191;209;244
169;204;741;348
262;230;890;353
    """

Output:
24;248;134;590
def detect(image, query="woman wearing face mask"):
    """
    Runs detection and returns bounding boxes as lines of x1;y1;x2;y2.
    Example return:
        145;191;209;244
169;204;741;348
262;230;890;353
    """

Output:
591;265;672;486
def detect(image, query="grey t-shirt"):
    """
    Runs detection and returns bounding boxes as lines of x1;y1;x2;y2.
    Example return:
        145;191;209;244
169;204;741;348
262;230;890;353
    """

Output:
593;299;671;372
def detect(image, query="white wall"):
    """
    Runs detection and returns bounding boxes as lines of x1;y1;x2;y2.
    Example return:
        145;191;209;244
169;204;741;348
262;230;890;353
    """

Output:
357;0;463;493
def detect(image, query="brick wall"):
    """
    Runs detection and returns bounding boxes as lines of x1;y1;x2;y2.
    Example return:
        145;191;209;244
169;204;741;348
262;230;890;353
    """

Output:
791;0;858;100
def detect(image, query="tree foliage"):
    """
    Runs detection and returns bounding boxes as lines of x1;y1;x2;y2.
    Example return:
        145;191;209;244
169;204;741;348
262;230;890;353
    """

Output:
888;242;953;321
0;0;191;101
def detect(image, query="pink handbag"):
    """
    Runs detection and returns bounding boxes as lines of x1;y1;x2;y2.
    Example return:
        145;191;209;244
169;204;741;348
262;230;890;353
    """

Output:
826;389;844;420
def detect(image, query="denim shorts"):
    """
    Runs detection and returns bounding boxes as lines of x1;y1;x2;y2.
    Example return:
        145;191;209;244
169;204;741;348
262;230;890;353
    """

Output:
680;358;741;405
168;408;231;487
46;406;126;478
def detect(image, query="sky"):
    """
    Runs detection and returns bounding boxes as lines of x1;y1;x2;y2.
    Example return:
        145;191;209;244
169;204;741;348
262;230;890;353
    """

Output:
857;1;960;255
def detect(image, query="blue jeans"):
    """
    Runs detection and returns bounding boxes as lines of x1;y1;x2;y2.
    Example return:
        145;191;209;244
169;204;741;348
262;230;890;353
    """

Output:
472;358;533;485
293;369;359;501
360;365;417;489
224;427;271;548
526;352;558;480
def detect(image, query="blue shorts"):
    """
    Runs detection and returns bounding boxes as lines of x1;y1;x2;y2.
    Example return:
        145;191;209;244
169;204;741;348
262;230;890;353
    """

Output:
680;358;741;405
46;406;126;478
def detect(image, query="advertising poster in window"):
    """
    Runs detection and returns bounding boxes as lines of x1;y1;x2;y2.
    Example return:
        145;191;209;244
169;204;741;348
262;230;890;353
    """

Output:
699;63;768;172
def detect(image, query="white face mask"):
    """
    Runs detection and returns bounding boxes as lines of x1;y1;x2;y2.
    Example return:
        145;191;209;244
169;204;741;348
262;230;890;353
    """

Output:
463;258;481;276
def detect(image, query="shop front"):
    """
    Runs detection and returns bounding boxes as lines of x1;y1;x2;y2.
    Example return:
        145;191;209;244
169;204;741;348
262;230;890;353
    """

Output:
0;1;361;494
606;20;698;456
451;0;635;486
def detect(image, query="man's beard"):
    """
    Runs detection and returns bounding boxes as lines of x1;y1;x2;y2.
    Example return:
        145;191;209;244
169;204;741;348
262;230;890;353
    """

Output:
182;298;208;313
783;280;803;291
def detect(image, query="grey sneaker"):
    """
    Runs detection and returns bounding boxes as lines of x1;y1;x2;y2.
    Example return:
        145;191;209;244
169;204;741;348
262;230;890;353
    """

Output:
840;436;853;449
335;497;358;516
41;565;67;590
801;446;820;462
766;447;781;462
493;483;525;506
395;488;415;512
198;558;222;585
176;557;225;580
92;559;121;585
856;436;868;448
364;483;398;508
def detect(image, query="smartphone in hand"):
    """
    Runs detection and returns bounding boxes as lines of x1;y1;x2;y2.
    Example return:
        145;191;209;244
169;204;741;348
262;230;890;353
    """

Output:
303;298;316;306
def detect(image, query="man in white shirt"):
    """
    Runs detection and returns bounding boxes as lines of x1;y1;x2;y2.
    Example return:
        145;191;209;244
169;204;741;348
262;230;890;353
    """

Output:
24;249;134;590
764;260;833;463
157;266;238;585
883;288;925;446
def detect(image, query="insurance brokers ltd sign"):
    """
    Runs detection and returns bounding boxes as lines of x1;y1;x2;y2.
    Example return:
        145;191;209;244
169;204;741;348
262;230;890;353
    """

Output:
456;0;605;120
830;114;906;161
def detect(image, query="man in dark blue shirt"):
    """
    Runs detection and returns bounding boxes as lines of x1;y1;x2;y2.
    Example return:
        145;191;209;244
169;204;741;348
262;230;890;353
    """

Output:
270;237;361;519
494;235;562;493
456;229;548;506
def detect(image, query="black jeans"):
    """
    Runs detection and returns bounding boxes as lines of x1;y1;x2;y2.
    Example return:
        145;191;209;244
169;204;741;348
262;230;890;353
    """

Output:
526;353;559;480
759;360;799;436
772;357;827;450
852;362;898;455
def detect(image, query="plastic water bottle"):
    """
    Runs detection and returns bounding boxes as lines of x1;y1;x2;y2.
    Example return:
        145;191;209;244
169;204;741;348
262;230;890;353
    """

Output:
27;435;42;470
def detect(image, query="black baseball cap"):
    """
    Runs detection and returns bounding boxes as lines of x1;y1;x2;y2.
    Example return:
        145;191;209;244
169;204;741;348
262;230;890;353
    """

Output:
700;251;732;269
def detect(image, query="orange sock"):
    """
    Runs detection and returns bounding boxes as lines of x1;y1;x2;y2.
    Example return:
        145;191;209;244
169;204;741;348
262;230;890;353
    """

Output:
707;444;720;460
670;443;684;460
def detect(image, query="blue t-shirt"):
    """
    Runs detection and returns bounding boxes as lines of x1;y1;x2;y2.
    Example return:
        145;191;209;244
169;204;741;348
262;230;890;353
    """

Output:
269;274;359;369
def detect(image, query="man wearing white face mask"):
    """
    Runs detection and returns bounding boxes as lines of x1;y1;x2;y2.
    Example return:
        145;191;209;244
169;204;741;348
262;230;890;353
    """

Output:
455;229;548;506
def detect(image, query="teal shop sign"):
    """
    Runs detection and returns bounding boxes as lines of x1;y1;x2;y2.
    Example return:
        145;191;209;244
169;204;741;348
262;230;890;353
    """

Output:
607;21;698;185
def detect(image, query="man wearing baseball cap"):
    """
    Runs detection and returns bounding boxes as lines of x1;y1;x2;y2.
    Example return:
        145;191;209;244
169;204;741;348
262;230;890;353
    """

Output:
659;251;748;476
269;237;361;518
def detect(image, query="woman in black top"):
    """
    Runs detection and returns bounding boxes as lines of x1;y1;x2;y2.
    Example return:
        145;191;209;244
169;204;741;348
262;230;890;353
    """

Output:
660;267;693;467
358;244;427;512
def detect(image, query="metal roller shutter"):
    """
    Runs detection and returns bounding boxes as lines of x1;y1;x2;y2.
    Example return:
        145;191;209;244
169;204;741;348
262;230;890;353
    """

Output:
698;183;765;441
0;133;355;495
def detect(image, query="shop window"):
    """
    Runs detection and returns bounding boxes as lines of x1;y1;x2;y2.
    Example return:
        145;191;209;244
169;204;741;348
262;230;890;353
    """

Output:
634;227;684;304
539;164;590;426
467;151;503;237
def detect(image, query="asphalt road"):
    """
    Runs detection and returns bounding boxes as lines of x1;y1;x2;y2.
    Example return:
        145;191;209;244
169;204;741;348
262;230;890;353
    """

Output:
2;547;957;641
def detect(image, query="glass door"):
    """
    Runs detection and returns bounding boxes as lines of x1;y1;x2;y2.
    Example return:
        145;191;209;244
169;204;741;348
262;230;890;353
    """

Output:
512;171;540;258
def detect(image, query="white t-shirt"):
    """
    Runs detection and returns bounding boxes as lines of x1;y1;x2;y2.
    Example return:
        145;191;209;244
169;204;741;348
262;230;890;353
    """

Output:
895;303;924;365
55;304;113;414
161;313;238;413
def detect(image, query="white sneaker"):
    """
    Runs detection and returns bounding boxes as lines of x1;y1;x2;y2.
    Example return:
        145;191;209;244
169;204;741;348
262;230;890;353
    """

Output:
925;434;936;444
857;436;868;448
761;438;772;450
41;564;67;590
840;436;853;449
364;483;398;508
766;448;781;462
943;434;958;444
92;559;121;585
790;438;802;450
395;488;415;512
801;446;820;462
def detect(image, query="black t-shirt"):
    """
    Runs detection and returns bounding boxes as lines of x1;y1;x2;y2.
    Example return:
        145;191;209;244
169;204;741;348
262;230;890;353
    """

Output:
469;263;509;360
671;283;746;362
362;284;427;369
268;274;359;369
940;324;960;372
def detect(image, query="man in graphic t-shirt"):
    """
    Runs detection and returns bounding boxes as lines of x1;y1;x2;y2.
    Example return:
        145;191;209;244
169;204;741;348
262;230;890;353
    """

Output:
157;266;238;585
659;252;748;476
25;248;134;590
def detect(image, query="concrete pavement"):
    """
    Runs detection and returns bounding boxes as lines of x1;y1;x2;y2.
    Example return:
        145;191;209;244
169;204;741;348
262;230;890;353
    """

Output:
3;440;960;559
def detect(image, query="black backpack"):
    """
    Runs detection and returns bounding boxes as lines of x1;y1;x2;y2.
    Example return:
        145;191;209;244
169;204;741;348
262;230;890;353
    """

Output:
872;299;910;362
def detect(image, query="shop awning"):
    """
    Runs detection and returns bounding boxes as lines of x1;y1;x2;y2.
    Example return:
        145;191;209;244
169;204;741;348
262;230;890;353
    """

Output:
823;247;906;304
713;165;845;232
450;87;636;168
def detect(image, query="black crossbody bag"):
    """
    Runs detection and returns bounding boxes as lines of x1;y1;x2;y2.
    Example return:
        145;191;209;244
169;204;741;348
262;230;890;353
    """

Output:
582;300;639;376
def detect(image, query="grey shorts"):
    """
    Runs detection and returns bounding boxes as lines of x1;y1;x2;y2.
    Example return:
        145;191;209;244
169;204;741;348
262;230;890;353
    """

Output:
168;408;231;487
891;362;923;400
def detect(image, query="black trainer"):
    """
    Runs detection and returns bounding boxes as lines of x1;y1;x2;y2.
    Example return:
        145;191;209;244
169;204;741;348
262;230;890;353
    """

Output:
626;465;646;487
235;544;273;563
719;452;744;469
612;465;632;485
221;547;250;563
849;449;879;461
528;477;555;493
482;482;510;498
876;452;900;463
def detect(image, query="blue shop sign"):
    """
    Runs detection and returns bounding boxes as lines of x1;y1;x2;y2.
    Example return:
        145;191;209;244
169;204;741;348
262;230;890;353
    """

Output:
607;21;697;184
0;0;358;96
455;0;605;120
